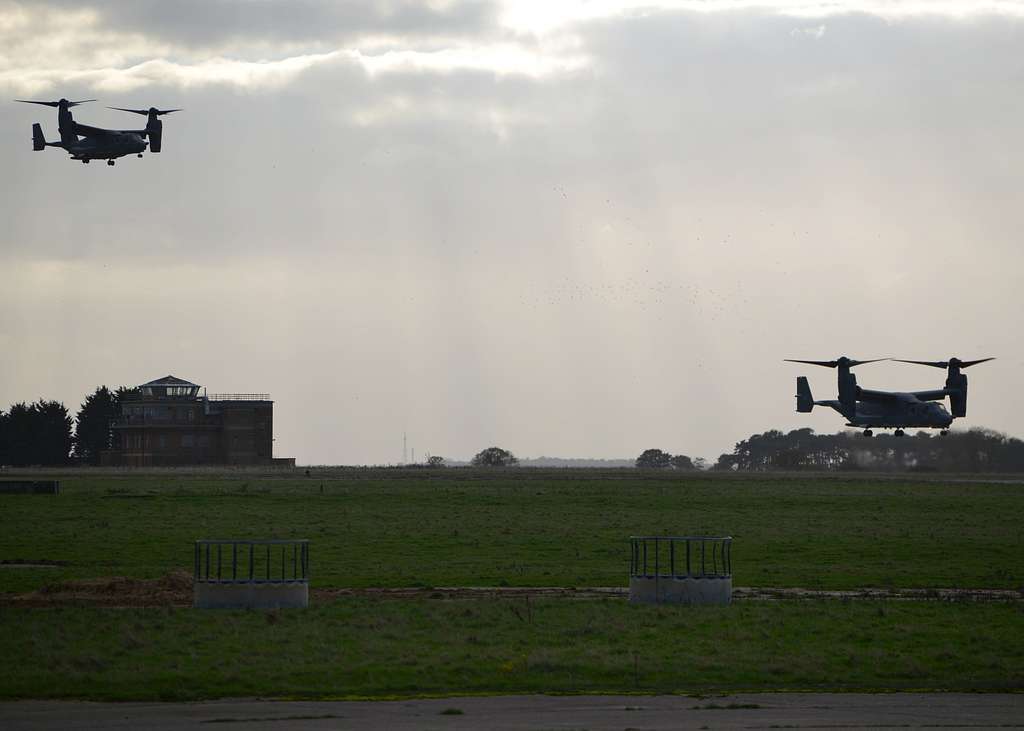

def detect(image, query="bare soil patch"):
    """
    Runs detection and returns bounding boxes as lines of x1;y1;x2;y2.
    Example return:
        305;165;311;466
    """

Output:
1;577;1019;608
3;571;194;607
0;560;69;569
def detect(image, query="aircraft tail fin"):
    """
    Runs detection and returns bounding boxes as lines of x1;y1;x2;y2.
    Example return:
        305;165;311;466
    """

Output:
32;123;46;151
796;376;814;413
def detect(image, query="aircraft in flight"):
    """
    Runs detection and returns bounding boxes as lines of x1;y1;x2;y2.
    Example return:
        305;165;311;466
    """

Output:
787;356;994;437
16;98;181;165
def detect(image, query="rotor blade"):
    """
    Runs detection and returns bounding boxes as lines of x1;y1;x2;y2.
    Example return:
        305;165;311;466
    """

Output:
784;359;837;368
891;359;948;368
15;99;95;107
107;107;182;116
959;357;996;369
848;358;886;367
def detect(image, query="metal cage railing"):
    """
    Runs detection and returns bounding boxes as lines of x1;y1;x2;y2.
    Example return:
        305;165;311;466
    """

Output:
194;539;309;584
629;536;731;579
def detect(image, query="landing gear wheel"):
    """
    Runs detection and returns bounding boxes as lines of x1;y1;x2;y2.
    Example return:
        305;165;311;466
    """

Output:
940;430;949;436
81;159;88;164
863;429;873;437
107;159;115;166
137;153;143;158
894;429;905;437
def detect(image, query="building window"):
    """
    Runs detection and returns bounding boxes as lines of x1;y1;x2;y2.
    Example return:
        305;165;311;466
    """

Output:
158;435;166;449
182;434;194;448
198;435;209;448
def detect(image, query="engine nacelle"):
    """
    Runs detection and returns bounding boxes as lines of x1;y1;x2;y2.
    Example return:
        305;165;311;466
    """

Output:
838;370;857;413
147;117;163;152
947;372;968;418
796;377;814;413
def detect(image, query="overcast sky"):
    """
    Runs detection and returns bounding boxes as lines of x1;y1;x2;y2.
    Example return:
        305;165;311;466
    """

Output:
2;1;1022;465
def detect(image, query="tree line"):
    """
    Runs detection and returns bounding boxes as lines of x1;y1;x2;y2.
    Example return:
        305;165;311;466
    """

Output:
0;386;126;467
713;427;1024;473
4;390;1023;472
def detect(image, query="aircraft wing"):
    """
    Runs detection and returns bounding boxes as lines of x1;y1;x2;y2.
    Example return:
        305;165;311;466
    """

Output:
859;389;933;403
857;388;904;402
73;122;146;138
73;122;115;137
908;389;948;402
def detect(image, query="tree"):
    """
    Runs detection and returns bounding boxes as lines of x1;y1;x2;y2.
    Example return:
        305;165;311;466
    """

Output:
472;446;519;467
713;426;1024;473
32;400;73;466
635;448;672;469
2;400;72;466
0;407;7;465
426;455;446;468
74;386;121;465
670;454;695;470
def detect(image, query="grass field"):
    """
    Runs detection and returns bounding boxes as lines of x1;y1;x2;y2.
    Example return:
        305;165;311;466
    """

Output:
1;599;1021;700
3;469;1022;701
1;469;1022;593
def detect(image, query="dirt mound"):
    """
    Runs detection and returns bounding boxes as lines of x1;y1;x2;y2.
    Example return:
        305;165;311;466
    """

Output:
8;570;194;608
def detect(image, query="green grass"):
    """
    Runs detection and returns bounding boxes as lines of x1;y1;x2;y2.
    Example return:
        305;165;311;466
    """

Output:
1;599;1021;700
1;469;1022;593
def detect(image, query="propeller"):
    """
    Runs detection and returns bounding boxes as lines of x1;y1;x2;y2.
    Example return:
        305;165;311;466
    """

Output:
785;357;885;369
891;358;995;370
108;106;182;116
15;98;95;108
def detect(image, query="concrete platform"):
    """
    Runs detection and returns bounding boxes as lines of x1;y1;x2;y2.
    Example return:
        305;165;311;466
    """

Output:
193;581;308;609
629;575;732;604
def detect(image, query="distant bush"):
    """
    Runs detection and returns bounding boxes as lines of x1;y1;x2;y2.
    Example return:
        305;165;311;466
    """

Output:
471;447;518;467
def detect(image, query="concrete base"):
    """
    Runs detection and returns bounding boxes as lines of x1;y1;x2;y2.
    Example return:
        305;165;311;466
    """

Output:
193;582;308;609
629;575;732;605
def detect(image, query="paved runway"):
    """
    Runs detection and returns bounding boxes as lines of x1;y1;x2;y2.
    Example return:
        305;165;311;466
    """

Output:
3;693;1022;729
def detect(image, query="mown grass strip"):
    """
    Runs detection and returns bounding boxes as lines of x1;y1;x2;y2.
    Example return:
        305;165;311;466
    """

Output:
1;472;1022;593
1;599;1021;701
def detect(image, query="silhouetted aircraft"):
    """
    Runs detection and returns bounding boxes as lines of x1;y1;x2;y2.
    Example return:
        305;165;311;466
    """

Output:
787;356;994;437
15;98;180;166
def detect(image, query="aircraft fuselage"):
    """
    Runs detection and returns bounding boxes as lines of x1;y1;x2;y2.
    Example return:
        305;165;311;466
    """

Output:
842;397;953;430
66;132;147;161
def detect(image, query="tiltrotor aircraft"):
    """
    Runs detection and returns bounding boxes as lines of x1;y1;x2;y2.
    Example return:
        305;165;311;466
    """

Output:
16;98;180;165
787;356;994;437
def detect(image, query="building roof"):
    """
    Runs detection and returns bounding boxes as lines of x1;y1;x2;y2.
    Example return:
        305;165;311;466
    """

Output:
139;375;200;388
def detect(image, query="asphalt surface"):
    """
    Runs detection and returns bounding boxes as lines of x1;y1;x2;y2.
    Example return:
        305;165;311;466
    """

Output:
2;693;1022;730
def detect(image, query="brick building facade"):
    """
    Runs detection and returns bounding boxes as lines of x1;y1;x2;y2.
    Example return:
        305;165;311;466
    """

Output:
103;376;281;466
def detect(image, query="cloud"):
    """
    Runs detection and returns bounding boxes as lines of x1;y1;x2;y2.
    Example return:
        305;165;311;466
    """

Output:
5;0;1021;96
500;0;1024;34
1;52;350;95
25;0;500;49
791;24;827;39
0;1;587;95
